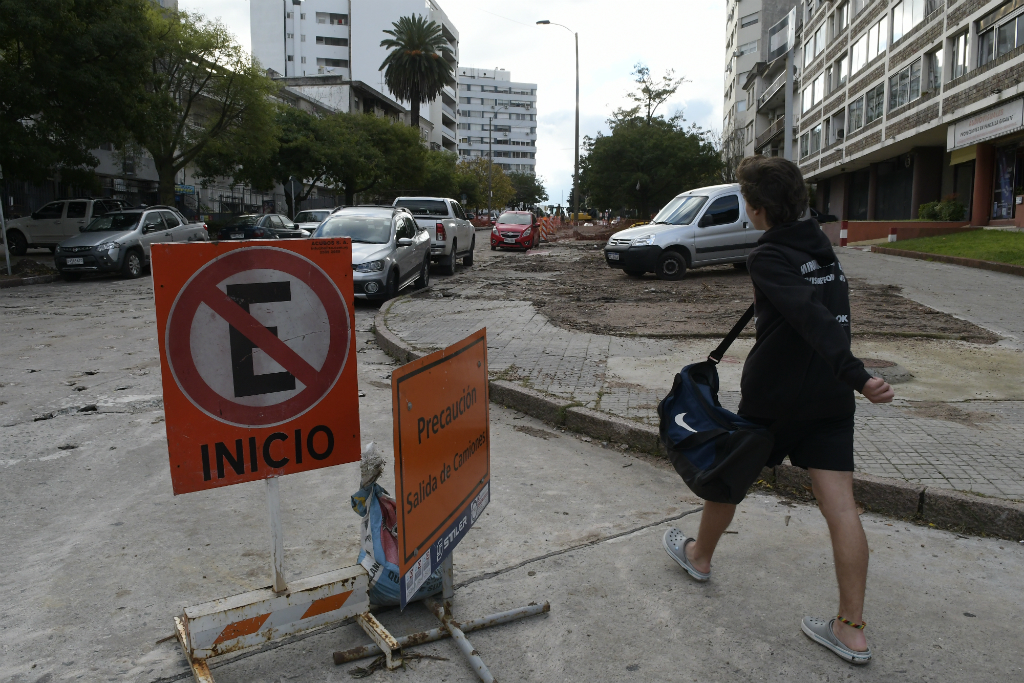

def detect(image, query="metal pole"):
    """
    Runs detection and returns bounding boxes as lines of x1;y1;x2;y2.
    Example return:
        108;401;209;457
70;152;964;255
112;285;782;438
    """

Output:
266;477;287;593
425;598;495;683
333;602;551;665
487;115;493;225
573;31;580;227
784;49;794;161
0;175;11;276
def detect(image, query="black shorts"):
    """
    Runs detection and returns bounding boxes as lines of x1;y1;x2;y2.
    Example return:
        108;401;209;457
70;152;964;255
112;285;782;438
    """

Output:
740;413;855;472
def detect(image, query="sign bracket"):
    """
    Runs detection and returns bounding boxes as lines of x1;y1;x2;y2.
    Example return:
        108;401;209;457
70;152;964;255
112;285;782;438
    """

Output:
266;477;287;593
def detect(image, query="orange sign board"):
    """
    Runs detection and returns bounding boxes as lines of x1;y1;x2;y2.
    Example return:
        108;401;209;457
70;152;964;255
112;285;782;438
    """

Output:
152;240;361;495
392;330;490;607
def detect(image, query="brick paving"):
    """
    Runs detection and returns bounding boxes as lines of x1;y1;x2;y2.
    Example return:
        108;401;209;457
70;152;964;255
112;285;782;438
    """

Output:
385;292;1024;501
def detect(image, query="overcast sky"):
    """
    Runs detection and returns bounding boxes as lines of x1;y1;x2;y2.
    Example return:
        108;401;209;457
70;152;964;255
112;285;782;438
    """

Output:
180;0;726;206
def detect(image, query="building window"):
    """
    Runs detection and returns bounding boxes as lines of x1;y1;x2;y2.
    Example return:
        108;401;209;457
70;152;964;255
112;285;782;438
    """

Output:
300;56;306;64
300;13;305;19
848;96;864;131
741;12;760;27
949;31;969;78
810;123;822;153
286;33;294;39
801;72;826;112
977;5;1024;66
316;36;347;46
738;40;758;56
317;58;348;68
800;132;810;158
828;109;846;143
850;16;888;73
850;0;867;18
287;55;294;61
888;58;921;109
300;34;306;42
320;13;347;26
926;49;943;91
892;0;926;44
815;23;826;56
866;82;885;122
745;121;754;144
286;11;293;18
833;1;849;38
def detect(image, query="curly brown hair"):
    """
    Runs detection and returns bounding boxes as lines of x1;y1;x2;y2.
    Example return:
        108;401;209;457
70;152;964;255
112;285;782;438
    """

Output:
736;155;808;228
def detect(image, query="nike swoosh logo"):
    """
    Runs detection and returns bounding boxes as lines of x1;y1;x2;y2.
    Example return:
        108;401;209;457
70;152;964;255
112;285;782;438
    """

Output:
675;412;698;433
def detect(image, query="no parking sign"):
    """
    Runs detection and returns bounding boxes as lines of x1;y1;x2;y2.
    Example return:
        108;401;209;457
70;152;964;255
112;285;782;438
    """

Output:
152;241;361;495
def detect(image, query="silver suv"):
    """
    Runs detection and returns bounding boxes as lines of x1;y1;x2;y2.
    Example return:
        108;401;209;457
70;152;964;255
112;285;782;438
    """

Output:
54;206;208;280
312;206;431;300
5;198;133;254
392;197;474;275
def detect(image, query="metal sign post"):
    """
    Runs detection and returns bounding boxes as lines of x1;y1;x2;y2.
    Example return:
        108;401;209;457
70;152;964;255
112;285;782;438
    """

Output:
333;331;549;681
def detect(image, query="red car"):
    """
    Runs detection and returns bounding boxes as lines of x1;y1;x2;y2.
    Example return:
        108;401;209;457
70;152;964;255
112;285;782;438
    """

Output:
490;211;540;250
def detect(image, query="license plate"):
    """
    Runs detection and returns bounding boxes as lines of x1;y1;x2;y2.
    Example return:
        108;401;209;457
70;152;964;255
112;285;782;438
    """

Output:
231;233;244;239
504;237;516;243
66;257;84;265
607;252;620;260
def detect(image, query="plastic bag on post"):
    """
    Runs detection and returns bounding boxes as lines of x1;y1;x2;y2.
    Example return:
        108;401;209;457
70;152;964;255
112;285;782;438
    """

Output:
350;444;443;606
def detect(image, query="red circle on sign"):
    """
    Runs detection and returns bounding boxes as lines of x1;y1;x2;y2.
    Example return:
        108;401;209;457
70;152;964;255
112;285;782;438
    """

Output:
165;246;350;427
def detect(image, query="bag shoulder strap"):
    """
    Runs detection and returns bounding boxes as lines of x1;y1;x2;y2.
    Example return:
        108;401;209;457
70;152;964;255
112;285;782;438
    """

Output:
708;303;755;364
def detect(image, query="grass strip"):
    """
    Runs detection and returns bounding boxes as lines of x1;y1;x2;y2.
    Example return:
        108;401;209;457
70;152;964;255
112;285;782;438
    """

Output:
892;230;1024;266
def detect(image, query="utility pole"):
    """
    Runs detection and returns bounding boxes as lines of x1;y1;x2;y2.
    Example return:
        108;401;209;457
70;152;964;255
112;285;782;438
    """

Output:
537;20;580;226
487;105;508;224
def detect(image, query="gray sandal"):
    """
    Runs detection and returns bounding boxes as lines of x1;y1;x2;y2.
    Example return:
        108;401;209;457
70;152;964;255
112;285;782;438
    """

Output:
801;616;872;665
662;528;710;582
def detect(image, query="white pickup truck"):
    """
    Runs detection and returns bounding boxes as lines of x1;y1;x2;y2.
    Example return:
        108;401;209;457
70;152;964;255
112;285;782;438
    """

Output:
392;197;475;275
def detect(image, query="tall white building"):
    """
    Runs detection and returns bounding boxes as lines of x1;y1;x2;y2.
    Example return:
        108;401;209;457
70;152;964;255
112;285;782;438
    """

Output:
456;67;537;173
250;0;459;152
722;0;767;171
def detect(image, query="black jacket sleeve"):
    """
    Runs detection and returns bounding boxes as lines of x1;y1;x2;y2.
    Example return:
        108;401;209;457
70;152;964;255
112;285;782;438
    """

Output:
748;248;873;393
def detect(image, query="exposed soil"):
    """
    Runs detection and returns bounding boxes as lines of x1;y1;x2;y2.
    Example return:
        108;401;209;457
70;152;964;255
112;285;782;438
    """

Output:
449;240;998;343
0;256;57;280
900;401;999;424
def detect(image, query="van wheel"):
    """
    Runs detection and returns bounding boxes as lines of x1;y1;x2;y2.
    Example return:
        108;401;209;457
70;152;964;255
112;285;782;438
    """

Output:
6;230;27;256
656;251;687;281
462;237;475;267
121;249;143;279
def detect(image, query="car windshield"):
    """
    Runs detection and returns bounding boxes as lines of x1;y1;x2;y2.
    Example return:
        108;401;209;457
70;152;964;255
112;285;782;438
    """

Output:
497;213;531;225
651;196;708;225
82;213;142;232
225;216;260;229
394;199;448;216
295;210;330;223
315;215;392;243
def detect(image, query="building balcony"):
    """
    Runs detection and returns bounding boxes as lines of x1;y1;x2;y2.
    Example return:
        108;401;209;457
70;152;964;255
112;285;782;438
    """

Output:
758;72;786;111
755;116;786;151
441;102;457;124
442;125;456;142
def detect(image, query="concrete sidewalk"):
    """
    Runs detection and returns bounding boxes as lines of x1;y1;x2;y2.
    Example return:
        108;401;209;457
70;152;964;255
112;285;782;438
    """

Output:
380;247;1024;502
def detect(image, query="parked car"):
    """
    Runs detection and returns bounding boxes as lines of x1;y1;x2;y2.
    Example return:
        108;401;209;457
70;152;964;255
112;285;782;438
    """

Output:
490;211;540;251
810;207;839;223
392;197;474;275
5;198;134;255
603;183;760;280
293;209;333;233
54;206;208;280
311;206;430;300
217;214;308;240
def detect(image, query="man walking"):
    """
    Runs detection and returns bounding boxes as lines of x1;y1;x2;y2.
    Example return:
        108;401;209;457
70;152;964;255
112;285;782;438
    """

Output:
662;156;894;664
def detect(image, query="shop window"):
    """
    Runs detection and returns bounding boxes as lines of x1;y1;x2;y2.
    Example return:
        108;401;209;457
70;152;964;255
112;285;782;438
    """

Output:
888;58;921;109
992;145;1019;219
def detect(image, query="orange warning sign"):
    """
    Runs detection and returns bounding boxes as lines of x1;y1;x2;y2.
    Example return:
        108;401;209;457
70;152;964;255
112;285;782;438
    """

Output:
392;330;490;607
152;240;361;495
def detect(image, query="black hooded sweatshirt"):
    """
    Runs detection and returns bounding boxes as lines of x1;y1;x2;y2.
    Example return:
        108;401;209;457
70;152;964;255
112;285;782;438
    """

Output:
738;218;872;420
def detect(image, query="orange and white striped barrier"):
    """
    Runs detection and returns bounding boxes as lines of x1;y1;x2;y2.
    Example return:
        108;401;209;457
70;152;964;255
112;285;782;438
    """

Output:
176;565;368;664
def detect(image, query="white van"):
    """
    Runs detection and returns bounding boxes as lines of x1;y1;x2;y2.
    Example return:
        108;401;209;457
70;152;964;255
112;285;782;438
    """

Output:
603;183;761;280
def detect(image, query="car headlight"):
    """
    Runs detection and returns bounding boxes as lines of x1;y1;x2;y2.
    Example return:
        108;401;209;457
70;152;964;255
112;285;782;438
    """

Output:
522;227;532;237
630;234;656;246
491;227;499;235
354;260;385;273
97;241;120;256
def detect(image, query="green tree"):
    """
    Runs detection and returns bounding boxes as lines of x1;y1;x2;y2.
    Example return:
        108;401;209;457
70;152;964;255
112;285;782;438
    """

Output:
133;8;277;204
0;0;153;182
508;172;549;210
580;63;721;217
379;15;455;129
459;158;514;212
334;113;424;205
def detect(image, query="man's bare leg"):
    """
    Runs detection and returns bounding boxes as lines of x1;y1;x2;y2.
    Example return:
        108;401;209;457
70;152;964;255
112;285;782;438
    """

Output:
810;468;869;652
686;501;736;574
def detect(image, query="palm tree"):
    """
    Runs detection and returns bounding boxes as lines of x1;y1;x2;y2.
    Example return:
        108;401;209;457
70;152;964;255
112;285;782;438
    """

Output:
379;15;455;130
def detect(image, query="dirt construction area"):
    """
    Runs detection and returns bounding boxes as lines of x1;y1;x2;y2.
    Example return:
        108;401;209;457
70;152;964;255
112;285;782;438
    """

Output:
453;241;998;342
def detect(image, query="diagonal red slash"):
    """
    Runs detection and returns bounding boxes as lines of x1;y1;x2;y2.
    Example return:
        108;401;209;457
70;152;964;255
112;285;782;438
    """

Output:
200;287;321;390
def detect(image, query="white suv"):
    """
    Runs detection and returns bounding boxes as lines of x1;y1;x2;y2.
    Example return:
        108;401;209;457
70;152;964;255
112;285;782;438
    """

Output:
392;197;475;275
4;198;133;254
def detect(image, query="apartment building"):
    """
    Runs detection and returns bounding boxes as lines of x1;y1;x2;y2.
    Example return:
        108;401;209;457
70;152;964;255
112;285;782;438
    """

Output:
250;0;459;152
723;0;768;170
745;0;1024;226
456;68;538;174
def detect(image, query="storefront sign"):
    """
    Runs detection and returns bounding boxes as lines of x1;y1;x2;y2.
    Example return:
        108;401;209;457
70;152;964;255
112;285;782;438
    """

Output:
175;184;196;195
948;98;1024;150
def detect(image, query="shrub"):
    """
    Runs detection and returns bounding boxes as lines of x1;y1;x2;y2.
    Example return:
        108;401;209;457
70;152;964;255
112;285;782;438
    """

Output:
917;201;940;220
938;200;966;221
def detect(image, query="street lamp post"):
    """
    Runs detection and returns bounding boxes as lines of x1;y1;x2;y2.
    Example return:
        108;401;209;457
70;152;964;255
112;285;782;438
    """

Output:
487;105;509;224
537;20;579;226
